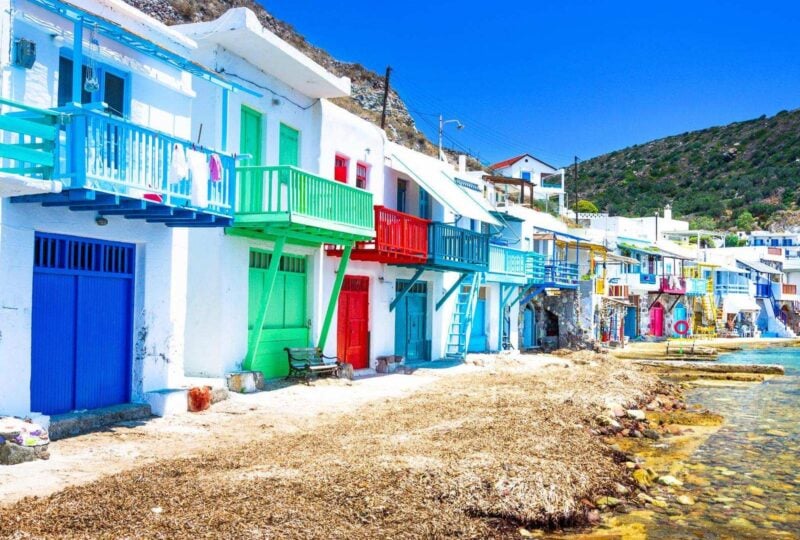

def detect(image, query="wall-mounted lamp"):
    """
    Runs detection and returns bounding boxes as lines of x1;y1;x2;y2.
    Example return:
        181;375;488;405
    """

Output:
95;214;108;226
271;97;281;106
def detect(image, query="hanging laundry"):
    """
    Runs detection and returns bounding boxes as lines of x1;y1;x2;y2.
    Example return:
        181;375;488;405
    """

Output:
187;149;209;208
209;153;224;182
169;143;188;184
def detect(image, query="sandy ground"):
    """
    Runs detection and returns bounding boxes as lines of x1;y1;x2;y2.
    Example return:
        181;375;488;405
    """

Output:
0;355;566;506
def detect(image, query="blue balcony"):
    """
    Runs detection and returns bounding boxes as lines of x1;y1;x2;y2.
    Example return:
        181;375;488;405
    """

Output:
526;252;546;284
426;222;489;272
486;244;529;284
716;282;750;295
754;282;771;298
542;259;579;289
7;103;235;227
640;273;657;285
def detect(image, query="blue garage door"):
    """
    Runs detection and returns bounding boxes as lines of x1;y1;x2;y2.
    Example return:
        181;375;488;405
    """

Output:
31;233;134;415
395;280;428;361
468;289;487;353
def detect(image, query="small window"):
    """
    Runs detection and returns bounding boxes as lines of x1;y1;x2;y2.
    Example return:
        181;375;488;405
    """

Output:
356;162;368;189
520;171;531;182
334;155;349;183
397;179;407;212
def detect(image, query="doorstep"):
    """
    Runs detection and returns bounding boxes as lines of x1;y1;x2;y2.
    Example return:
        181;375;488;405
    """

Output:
48;403;152;441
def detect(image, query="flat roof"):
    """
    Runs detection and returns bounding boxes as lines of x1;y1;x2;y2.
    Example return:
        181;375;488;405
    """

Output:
176;8;350;99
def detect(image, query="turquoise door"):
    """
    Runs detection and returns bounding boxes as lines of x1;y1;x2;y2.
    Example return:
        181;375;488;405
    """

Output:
523;307;535;348
395;280;428;361
468;294;487;353
673;302;687;336
624;306;638;338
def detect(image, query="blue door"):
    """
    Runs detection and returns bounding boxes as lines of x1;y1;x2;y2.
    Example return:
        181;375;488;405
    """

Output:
468;293;487;353
624;306;638;338
395;280;428;361
31;233;134;415
522;307;535;348
672;302;687;337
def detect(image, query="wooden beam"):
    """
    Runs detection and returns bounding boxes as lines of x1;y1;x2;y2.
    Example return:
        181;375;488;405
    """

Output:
435;272;469;311
247;236;286;366
317;243;352;350
389;267;425;312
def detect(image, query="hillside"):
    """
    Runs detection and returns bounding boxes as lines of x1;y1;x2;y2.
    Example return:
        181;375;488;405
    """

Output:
576;109;800;230
126;0;481;167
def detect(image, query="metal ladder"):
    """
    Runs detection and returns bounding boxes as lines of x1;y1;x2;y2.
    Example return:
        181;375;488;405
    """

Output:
445;272;483;360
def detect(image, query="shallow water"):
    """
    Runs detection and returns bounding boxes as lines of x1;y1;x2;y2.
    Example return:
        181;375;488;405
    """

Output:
555;347;800;539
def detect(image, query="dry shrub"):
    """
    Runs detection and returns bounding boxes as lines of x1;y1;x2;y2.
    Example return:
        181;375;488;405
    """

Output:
0;358;659;539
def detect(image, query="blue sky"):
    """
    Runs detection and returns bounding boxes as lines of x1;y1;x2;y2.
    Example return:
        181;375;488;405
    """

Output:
260;1;800;167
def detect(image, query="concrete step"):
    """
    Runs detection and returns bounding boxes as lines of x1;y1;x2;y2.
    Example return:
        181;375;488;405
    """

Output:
49;403;152;441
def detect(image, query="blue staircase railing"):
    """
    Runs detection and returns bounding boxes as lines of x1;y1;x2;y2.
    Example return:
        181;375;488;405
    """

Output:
445;272;483;360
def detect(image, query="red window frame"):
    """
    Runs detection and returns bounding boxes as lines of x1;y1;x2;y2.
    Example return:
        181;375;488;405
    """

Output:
334;154;349;183
356;161;369;189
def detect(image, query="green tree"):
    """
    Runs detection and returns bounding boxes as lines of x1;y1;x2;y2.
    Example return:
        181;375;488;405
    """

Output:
689;216;716;230
736;211;756;232
725;233;741;247
577;199;599;213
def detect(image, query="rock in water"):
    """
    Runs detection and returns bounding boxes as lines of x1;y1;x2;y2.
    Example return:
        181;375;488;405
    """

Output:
658;475;683;487
626;409;646;421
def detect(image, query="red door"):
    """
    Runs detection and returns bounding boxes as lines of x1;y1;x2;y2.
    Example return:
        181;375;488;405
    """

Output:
337;276;369;369
649;302;665;337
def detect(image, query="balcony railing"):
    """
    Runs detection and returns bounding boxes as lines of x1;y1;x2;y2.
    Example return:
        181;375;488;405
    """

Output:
427;222;489;272
488;244;528;281
0;97;61;180
526;252;546;284
782;283;797;295
327;205;427;263
754;282;771;298
685;278;709;296
659;276;686;294
608;284;630;298
716;282;750;295
768;247;783;256
72;109;235;217
1;100;236;220
543;259;579;287
236;165;374;239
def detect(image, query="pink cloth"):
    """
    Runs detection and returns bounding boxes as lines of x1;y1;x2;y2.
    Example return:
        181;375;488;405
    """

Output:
209;154;223;182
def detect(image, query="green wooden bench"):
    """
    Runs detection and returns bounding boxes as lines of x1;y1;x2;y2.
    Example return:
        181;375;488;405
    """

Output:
284;347;340;381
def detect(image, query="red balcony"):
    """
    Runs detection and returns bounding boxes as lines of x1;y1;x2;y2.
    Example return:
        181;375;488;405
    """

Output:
768;247;783;256
327;205;429;264
659;276;686;294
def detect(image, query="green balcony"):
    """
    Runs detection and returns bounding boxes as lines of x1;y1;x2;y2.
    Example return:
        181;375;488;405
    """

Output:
233;165;375;244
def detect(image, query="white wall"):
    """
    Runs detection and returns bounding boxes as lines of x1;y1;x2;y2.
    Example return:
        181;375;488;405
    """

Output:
0;203;186;416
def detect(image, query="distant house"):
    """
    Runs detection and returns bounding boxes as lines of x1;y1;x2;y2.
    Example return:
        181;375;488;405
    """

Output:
489;154;565;211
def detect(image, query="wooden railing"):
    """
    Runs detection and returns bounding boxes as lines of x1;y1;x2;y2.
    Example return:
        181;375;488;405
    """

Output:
526;252;546;283
716;282;750;294
489;245;528;278
608;284;629;298
68;109;236;216
754;282;771;298
685;278;708;296
428;222;489;270
0;97;63;180
543;259;579;286
659;276;686;294
782;283;797;295
640;273;657;285
236;165;373;231
768;247;783;256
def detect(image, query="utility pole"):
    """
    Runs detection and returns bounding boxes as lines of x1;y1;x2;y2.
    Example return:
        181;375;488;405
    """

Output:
380;66;392;130
573;156;579;221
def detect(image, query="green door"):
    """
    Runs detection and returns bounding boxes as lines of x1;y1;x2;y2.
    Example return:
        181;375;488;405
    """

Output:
279;123;299;166
239;106;263;213
246;251;309;378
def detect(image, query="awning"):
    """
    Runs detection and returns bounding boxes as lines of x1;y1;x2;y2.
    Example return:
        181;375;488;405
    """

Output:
737;259;782;275
722;294;760;314
387;142;499;225
717;264;748;274
596;253;639;265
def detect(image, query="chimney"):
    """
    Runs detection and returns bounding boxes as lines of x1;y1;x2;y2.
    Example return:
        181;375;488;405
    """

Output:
458;155;467;174
663;204;672;222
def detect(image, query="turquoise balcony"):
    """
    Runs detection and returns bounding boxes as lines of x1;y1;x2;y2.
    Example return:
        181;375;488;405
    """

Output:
234;165;374;244
543;259;579;288
486;244;529;284
427;222;489;273
6;101;235;227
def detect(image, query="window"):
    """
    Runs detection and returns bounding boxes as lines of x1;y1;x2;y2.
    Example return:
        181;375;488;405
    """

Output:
57;55;128;117
419;189;430;219
520;171;531;182
356;162;368;189
397;179;407;212
334;154;349;183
